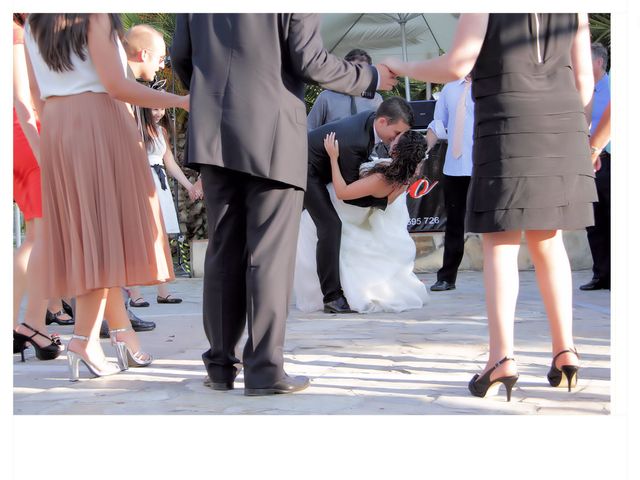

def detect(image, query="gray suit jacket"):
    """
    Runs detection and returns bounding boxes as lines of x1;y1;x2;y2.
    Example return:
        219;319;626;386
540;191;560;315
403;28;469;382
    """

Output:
171;14;377;190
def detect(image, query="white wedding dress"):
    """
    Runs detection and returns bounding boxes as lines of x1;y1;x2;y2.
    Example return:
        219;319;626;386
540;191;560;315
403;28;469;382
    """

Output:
294;183;429;313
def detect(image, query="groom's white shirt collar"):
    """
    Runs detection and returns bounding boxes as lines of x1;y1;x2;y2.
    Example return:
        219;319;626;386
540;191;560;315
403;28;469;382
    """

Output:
372;123;382;145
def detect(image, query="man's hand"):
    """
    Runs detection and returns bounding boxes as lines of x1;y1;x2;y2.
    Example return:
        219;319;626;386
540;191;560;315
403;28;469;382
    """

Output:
374;63;398;90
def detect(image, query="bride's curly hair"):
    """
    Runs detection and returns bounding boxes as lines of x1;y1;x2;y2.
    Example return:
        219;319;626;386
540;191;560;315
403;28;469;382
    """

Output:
365;130;427;186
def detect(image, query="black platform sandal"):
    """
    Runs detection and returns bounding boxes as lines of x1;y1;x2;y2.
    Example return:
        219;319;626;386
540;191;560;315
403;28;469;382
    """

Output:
13;323;63;362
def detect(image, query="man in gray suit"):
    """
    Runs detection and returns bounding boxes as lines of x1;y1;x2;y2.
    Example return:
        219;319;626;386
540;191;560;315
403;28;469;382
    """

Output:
171;14;396;396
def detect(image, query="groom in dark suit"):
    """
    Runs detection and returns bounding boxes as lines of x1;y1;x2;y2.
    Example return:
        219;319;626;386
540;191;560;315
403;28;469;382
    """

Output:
171;14;397;396
305;97;414;313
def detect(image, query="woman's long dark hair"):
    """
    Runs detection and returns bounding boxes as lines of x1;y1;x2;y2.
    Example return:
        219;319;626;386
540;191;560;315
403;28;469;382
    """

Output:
136;84;174;151
27;14;123;72
366;130;427;186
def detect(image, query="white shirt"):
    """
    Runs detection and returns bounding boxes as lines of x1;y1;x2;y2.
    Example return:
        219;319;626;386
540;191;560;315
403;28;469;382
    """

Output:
24;23;128;100
427;78;475;176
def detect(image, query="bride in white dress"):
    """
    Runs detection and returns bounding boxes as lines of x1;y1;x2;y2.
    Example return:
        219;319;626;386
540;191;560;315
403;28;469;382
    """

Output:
295;130;429;313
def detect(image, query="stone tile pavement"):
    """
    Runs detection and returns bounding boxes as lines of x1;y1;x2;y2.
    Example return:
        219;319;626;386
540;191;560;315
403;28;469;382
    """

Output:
13;270;610;414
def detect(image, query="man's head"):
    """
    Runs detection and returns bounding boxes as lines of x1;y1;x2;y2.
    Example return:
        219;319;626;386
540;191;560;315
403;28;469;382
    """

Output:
591;42;608;82
344;48;373;66
374;97;413;144
123;24;166;81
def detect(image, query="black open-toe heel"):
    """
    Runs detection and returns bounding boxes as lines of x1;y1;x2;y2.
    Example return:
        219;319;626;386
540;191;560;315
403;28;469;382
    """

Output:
45;309;75;326
547;348;579;392
468;356;519;402
13;323;62;361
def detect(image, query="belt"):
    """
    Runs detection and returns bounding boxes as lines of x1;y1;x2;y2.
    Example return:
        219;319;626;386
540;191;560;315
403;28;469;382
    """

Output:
151;164;167;190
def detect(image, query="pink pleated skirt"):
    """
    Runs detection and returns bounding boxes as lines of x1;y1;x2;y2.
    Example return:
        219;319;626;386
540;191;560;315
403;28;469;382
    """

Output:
36;92;174;298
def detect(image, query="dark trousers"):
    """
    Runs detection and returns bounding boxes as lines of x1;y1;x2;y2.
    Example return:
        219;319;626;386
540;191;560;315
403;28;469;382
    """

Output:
437;174;471;284
586;152;611;284
199;166;304;389
303;167;343;303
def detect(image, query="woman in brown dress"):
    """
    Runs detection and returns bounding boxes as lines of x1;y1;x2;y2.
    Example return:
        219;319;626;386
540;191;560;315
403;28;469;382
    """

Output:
24;14;189;380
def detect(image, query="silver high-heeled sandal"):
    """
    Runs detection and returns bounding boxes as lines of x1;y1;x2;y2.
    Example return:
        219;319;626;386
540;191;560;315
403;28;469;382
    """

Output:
109;327;153;370
67;334;120;382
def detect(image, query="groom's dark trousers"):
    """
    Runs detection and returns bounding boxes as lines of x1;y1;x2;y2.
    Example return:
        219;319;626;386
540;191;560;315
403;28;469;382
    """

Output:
305;111;387;304
171;14;377;388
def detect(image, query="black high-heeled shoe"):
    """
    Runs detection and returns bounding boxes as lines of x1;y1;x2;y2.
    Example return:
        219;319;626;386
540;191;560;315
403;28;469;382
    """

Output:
13;323;63;362
468;356;519;402
547;348;579;392
45;309;75;326
13;330;24;354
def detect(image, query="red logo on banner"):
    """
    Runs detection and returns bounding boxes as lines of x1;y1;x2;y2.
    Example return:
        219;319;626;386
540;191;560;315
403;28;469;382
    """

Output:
408;177;439;199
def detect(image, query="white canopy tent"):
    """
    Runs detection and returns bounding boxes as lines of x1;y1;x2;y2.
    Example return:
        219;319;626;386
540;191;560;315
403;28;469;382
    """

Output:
319;13;459;100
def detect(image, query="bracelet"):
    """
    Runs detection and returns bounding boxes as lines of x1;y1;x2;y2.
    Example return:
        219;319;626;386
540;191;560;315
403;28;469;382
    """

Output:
590;146;602;155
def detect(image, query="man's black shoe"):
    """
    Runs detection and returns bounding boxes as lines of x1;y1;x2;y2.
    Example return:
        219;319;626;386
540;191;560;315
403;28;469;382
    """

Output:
323;295;356;313
204;375;234;391
130;316;156;332
430;280;456;291
579;279;610;291
244;375;310;396
99;314;156;338
129;310;156;332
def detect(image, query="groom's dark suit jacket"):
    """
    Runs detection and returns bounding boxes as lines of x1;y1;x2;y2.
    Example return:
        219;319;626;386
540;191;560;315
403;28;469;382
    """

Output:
171;14;377;190
307;110;387;210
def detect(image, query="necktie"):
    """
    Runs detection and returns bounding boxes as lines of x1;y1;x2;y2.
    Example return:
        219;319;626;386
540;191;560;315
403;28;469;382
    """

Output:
451;80;470;159
373;142;389;159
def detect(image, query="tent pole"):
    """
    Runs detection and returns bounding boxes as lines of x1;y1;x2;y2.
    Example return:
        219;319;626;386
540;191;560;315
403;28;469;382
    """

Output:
400;19;410;101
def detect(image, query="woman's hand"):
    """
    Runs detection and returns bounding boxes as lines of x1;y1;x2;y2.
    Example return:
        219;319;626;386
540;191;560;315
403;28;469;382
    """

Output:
324;132;339;163
381;57;408;77
179;94;190;112
187;178;203;202
192;177;204;200
591;147;602;172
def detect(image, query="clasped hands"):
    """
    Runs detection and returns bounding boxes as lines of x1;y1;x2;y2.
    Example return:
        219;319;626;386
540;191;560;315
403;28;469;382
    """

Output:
374;58;410;91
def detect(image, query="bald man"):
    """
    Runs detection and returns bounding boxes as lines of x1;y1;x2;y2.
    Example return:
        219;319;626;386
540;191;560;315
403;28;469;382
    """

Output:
123;24;167;81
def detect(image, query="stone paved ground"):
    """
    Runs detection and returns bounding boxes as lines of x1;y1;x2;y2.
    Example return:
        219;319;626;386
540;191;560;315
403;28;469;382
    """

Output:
13;270;610;414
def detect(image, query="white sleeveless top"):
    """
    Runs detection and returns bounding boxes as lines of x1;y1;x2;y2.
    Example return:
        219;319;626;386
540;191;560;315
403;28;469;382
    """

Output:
24;22;127;100
147;128;167;165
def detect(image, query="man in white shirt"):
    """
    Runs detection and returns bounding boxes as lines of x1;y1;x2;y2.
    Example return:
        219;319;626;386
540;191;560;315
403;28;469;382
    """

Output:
426;76;474;291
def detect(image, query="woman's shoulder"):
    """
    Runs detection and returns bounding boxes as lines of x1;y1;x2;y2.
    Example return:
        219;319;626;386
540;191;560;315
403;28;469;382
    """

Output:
13;22;24;45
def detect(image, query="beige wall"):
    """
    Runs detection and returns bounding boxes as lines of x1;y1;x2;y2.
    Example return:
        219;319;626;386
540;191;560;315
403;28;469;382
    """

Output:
412;230;593;273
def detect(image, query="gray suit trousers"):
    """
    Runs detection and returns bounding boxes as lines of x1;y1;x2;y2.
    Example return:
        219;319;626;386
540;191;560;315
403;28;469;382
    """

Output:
200;166;304;388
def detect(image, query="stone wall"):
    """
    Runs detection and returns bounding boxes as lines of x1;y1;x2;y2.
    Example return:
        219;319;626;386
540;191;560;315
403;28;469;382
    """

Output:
190;230;593;277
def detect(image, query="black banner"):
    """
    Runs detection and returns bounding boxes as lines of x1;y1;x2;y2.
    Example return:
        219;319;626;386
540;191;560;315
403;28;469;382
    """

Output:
406;141;447;233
